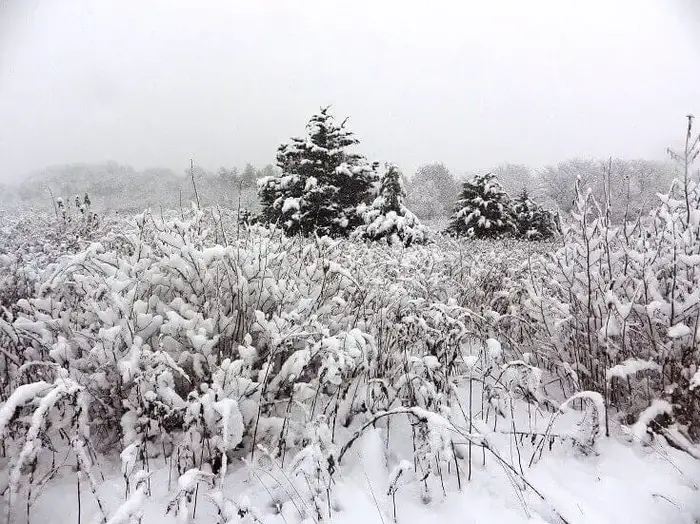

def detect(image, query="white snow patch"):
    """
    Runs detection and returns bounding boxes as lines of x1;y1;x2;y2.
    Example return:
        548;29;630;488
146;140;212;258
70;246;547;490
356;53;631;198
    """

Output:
630;399;673;442
668;322;691;338
606;359;661;382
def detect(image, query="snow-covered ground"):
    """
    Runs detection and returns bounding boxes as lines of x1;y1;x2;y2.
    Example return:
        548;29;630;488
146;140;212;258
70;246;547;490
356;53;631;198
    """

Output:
17;400;700;524
3;202;700;524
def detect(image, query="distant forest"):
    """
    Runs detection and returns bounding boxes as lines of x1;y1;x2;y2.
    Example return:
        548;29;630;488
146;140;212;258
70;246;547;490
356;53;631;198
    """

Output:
0;161;273;213
1;157;679;224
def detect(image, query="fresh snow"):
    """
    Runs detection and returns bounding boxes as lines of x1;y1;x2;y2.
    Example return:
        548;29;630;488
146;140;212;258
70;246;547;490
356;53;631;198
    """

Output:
5;179;700;524
0;381;52;435
20;415;700;524
668;322;692;338
629;399;673;442
606;359;661;382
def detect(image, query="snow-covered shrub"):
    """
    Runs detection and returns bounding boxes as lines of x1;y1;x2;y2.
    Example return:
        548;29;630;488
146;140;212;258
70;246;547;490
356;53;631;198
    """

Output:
288;417;337;520
0;208;98;317
527;158;700;439
354;164;428;246
3;189;654;522
0;205;117;408
0;198;549;507
511;188;558;240
109;470;151;524
0;369;108;522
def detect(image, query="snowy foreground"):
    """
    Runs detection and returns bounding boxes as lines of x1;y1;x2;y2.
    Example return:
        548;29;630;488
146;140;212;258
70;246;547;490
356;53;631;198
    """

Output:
3;204;700;524
13;399;700;524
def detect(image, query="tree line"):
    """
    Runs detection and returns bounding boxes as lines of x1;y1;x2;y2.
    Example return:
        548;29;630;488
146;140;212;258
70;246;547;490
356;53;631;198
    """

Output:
254;107;560;243
406;158;676;224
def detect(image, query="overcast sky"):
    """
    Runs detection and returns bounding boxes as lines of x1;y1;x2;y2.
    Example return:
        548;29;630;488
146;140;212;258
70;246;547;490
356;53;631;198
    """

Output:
1;0;699;182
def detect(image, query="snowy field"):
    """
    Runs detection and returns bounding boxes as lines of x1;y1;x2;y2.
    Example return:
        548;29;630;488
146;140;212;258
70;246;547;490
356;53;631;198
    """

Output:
3;0;700;521
16;401;700;524
2;200;700;524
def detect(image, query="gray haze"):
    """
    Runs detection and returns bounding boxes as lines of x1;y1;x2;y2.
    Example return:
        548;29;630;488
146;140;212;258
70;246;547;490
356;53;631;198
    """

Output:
1;0;699;182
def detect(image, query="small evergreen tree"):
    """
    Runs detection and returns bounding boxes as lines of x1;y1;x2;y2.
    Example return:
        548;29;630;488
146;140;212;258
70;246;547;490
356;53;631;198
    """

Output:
447;172;514;238
378;163;403;212
512;188;557;240
355;164;428;246
258;107;377;237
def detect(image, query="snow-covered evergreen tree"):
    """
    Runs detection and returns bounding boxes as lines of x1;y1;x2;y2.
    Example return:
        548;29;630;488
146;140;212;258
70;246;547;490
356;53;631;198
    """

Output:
354;164;428;246
446;172;514;238
258;107;377;237
512;188;557;240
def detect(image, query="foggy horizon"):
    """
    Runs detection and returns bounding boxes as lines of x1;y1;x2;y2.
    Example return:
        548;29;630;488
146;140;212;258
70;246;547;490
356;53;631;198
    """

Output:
1;0;699;183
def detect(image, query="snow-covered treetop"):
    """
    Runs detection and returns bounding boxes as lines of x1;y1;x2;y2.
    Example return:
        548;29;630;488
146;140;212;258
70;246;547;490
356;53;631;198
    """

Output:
274;107;366;180
374;163;406;214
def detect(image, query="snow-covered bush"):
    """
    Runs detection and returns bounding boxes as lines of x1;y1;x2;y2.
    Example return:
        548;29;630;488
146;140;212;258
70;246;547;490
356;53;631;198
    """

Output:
2;200;571;521
354;164;428;246
511;188;558;240
527;161;700;440
0;195;105;314
7;143;700;521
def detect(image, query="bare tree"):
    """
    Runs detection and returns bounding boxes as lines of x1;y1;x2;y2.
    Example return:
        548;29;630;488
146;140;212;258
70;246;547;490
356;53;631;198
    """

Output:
406;162;458;218
537;157;675;221
491;163;536;198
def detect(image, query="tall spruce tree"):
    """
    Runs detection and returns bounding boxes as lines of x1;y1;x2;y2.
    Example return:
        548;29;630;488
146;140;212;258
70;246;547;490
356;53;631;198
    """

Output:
258;107;377;237
447;172;515;238
355;163;428;246
512;188;557;240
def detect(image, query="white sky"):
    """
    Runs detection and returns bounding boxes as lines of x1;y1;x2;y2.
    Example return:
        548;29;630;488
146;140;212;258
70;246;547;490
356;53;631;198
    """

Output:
0;0;699;181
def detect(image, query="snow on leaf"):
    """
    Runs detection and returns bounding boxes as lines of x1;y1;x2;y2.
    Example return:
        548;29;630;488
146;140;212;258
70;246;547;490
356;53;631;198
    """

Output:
630;399;672;442
606;359;661;382
668;323;691;338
